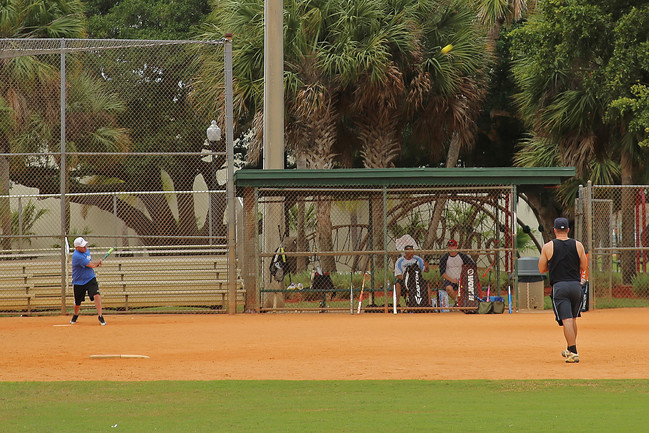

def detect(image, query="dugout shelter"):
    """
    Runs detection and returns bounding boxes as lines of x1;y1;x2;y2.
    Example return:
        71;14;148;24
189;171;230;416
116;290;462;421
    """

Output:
235;167;574;313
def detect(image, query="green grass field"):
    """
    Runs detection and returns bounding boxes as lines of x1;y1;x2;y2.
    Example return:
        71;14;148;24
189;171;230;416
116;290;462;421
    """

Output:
3;380;649;432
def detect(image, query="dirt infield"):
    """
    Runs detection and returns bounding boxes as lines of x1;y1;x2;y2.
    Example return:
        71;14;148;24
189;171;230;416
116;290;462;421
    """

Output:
2;308;649;381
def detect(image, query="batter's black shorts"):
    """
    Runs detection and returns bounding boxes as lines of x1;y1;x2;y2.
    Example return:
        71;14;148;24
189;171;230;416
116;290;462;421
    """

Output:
73;278;100;305
551;280;582;326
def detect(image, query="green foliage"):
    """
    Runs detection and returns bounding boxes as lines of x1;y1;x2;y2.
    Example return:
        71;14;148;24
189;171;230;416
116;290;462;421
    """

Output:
591;268;623;291
10;200;48;246
86;0;210;39
511;0;649;186
592;297;649;308
389;212;428;248
516;226;537;253
631;272;649;297
285;268;395;292
442;204;494;248
0;0;87;38
51;227;93;249
610;84;649;148
288;203;317;232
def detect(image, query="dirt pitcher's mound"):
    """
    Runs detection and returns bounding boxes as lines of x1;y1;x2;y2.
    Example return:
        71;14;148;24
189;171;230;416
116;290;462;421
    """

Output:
1;308;648;381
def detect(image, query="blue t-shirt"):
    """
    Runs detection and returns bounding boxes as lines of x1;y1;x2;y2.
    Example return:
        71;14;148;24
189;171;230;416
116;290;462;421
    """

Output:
72;248;96;285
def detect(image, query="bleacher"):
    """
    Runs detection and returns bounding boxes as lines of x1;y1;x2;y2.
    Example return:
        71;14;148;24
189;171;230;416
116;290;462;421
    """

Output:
0;256;243;314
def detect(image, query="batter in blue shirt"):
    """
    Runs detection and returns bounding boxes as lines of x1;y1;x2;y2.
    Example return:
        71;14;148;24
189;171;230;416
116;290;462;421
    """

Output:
70;237;106;325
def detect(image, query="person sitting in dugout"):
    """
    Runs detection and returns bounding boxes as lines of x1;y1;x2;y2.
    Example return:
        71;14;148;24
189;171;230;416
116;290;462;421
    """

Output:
439;239;475;302
394;244;429;306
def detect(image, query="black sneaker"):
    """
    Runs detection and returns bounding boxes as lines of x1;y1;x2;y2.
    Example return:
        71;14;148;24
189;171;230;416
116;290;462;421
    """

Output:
98;315;106;326
70;315;78;325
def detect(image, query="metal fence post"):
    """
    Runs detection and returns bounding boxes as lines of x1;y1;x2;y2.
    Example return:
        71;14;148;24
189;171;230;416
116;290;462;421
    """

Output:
59;38;68;315
383;186;388;312
585;180;593;308
224;35;237;314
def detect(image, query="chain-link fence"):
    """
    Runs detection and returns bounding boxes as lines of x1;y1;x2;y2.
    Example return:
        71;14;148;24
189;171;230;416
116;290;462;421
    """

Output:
0;38;239;315
577;183;649;309
238;177;517;313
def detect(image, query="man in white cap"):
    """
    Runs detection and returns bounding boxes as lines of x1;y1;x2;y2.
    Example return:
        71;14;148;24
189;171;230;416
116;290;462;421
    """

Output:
539;217;588;363
394;243;429;308
70;237;106;325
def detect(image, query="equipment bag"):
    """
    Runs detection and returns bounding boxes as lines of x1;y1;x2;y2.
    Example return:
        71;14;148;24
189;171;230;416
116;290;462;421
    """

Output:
478;301;493;314
457;263;482;313
269;246;287;282
492;301;505;314
404;263;430;310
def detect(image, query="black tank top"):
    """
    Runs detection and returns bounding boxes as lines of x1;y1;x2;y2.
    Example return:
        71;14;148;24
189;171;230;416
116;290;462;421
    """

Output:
548;238;580;285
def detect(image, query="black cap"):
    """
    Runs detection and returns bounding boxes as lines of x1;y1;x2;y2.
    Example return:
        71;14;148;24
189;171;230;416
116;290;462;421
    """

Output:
554;217;569;230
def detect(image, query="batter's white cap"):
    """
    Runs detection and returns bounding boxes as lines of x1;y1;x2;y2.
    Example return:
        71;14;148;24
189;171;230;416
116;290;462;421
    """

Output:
73;237;88;248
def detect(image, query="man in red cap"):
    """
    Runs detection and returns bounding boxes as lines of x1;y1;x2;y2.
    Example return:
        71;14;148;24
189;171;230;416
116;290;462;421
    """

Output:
439;239;474;302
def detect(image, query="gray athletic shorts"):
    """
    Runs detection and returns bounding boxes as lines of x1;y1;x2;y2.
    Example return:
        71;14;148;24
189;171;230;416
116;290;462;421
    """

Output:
551;281;582;326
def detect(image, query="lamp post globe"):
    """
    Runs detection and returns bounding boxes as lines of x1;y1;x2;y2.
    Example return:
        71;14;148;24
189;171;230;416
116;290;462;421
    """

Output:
207;120;221;142
206;120;221;246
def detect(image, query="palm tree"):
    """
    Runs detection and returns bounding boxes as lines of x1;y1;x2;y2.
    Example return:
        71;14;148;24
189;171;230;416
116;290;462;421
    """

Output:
403;1;490;250
0;0;86;250
477;0;535;45
197;0;490;271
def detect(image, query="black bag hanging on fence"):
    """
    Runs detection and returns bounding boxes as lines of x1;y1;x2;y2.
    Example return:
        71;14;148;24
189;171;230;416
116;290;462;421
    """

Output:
269;246;287;282
312;273;335;292
404;264;429;310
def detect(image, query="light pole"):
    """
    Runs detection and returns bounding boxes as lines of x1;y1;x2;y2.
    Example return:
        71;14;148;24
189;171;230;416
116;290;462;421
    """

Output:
206;120;221;245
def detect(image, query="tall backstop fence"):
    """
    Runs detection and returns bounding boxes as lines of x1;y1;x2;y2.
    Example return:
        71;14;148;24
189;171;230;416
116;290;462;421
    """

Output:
577;182;649;309
0;38;239;315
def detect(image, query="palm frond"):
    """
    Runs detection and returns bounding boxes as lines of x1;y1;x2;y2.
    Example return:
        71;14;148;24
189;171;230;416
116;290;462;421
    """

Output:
513;135;560;168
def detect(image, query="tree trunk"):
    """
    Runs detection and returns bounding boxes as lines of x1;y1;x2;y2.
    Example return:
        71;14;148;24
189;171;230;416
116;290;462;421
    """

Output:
523;192;560;244
423;133;461;250
296;154;307;273
620;149;635;284
316;195;336;273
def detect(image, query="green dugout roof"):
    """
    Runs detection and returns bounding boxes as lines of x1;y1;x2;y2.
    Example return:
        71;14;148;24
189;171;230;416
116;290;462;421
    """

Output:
234;167;575;188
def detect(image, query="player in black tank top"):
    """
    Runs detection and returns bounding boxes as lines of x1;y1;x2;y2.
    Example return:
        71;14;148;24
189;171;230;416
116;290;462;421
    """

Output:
548;239;581;285
539;218;588;363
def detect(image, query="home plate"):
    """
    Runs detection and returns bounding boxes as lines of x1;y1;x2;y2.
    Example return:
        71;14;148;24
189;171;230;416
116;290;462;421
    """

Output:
90;354;150;359
53;324;72;327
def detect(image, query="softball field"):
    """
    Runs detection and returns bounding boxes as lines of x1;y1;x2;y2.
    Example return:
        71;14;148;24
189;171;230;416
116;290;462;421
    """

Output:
1;308;648;382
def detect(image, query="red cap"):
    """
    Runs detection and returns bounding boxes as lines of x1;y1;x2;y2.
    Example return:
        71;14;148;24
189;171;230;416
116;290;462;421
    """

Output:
447;239;458;247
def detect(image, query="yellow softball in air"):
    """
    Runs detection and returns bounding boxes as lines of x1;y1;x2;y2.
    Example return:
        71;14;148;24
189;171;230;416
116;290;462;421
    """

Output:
441;44;453;54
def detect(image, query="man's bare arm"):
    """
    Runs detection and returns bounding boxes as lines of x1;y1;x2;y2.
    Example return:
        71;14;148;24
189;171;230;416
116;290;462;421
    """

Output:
538;242;551;273
577;242;588;275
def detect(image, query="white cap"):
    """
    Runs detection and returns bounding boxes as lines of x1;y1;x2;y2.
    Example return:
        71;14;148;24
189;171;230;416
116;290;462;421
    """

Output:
73;237;88;248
